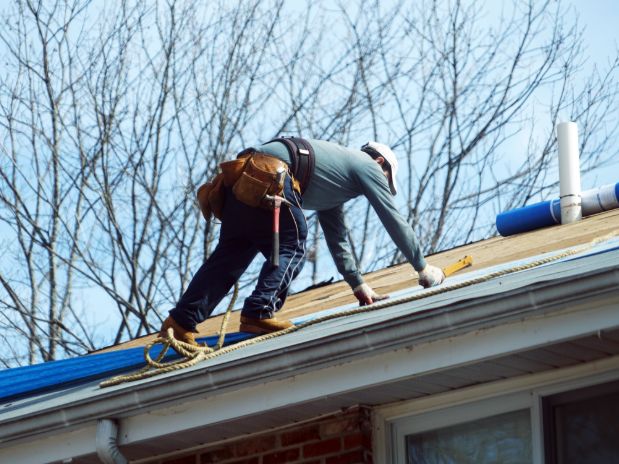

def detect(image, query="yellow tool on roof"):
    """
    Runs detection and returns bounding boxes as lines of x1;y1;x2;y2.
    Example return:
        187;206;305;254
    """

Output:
443;255;473;277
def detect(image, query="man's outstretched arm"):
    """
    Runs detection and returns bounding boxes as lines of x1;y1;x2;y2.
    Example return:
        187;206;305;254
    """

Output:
318;206;389;305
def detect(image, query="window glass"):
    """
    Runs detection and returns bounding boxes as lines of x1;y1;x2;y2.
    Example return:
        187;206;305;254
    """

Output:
406;409;532;464
547;385;619;464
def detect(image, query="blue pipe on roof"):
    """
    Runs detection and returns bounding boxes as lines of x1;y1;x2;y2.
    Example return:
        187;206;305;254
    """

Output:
496;199;561;236
496;182;619;237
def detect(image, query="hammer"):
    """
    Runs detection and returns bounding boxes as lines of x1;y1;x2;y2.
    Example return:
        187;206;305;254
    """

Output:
265;194;293;267
266;170;293;267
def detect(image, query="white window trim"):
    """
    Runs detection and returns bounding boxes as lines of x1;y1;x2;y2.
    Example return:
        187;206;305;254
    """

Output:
373;354;619;464
390;392;533;463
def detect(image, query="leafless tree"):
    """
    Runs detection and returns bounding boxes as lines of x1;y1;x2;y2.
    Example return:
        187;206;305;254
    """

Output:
379;0;619;260
0;0;617;366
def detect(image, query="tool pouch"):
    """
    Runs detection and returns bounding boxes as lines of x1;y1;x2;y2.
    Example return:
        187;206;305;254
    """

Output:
197;150;288;221
220;157;248;187
228;152;287;209
196;173;225;220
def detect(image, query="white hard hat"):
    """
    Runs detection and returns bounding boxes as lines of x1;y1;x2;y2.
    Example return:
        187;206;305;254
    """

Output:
361;141;399;195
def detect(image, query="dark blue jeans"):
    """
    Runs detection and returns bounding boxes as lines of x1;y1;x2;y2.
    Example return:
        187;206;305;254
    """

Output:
170;176;307;331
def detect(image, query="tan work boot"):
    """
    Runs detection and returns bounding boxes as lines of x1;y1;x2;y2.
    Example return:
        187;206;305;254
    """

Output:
159;316;198;346
239;315;294;335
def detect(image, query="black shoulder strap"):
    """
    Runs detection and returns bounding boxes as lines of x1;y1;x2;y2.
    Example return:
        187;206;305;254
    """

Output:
266;136;315;194
289;137;315;194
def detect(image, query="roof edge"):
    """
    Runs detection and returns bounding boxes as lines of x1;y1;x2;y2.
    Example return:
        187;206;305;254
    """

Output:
1;258;618;444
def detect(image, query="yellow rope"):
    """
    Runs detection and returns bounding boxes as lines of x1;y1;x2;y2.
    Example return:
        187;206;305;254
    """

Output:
100;284;240;387
100;234;615;388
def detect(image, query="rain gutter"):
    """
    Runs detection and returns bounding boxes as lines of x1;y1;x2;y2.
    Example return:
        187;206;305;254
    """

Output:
1;255;618;447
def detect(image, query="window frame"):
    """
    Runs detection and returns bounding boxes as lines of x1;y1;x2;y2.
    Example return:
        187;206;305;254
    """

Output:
390;392;534;463
542;379;619;464
374;357;619;464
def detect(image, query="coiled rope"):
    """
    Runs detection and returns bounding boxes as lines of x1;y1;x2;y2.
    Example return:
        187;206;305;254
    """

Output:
100;234;614;388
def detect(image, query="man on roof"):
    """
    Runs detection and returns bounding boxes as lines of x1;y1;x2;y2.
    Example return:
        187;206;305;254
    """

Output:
160;137;444;345
259;138;445;303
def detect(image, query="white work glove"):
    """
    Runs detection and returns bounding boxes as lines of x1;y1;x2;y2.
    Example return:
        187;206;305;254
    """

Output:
353;283;390;306
418;264;445;288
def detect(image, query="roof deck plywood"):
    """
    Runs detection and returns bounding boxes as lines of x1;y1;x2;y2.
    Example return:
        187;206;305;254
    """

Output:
99;209;619;353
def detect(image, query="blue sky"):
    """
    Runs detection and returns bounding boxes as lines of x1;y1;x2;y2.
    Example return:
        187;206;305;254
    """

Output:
570;0;619;66
1;0;618;353
469;0;619;189
555;0;619;186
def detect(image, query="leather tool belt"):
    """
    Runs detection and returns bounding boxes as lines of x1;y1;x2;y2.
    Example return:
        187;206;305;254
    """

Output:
196;149;288;219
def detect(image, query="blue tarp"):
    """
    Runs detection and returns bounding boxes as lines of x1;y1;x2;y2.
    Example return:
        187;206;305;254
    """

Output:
0;331;254;403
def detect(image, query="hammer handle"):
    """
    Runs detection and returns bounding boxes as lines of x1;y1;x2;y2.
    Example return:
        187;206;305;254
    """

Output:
271;205;281;267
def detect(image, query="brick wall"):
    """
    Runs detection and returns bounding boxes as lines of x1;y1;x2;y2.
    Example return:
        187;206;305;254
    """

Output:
150;406;373;464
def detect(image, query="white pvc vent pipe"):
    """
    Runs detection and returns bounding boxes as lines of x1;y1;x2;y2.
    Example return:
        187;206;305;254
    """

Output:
557;121;582;224
582;183;619;215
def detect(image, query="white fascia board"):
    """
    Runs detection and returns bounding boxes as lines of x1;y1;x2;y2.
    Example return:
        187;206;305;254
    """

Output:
2;292;619;462
1;262;618;462
119;295;619;444
0;424;96;463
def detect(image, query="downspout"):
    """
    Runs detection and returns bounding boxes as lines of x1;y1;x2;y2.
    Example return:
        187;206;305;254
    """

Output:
556;121;582;224
96;419;128;464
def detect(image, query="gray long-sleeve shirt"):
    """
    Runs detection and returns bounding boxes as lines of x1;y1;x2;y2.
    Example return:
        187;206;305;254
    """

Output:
259;138;427;288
